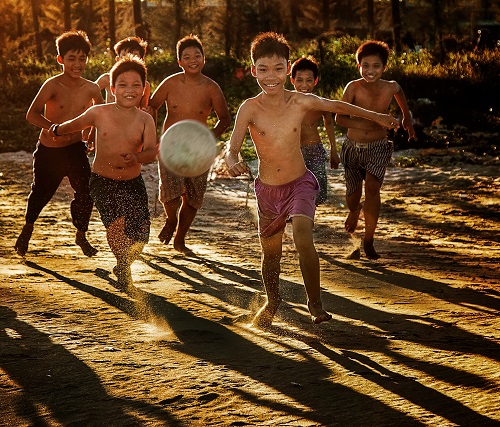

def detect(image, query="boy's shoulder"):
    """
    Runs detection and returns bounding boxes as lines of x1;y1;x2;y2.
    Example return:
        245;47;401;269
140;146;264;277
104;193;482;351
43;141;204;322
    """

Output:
96;72;110;87
161;71;184;84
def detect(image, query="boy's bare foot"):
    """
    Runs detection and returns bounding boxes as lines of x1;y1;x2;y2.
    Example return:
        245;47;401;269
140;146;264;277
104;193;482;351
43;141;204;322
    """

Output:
252;298;282;328
346;248;361;260
158;221;177;244
307;301;332;324
173;242;195;256
363;239;380;260
15;223;34;257
113;265;133;290
76;231;98;257
345;205;362;233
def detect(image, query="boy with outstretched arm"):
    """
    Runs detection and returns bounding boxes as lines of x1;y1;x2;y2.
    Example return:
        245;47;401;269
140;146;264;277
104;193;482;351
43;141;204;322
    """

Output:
149;34;230;255
49;57;157;289
15;30;104;257
336;40;415;260
225;32;399;328
290;56;340;205
96;36;151;108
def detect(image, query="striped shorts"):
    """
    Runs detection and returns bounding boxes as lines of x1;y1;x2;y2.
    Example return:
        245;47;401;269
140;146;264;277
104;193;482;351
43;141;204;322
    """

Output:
340;137;393;196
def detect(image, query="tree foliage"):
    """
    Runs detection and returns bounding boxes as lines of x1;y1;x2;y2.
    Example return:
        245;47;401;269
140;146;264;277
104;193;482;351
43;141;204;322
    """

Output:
1;0;498;60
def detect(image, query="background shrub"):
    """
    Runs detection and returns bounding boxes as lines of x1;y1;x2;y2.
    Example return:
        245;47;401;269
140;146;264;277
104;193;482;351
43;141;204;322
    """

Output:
1;38;498;154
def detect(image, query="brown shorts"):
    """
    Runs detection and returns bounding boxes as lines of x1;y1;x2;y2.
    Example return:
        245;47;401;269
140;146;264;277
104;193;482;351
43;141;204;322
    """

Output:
158;163;209;209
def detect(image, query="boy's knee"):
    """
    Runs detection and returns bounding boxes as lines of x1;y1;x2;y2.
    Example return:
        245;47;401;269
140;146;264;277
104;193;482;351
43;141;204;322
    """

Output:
365;178;381;194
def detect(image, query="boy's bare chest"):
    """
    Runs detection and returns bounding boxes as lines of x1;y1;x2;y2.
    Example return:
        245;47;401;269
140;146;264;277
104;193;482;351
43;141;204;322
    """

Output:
101;114;143;143
166;86;212;114
354;86;393;111
50;88;92;117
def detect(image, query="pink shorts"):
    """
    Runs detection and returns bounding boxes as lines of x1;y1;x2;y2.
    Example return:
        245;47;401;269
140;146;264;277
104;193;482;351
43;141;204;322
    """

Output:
255;169;319;238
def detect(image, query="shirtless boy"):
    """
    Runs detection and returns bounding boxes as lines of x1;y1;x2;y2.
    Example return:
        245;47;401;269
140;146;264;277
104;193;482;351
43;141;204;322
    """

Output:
149;34;230;254
96;36;151;108
290;56;340;205
336;40;415;260
49;57;157;288
15;30;104;257
225;32;399;327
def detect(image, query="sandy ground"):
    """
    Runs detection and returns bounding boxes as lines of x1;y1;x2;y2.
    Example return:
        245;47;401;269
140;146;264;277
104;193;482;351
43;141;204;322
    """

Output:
0;150;499;427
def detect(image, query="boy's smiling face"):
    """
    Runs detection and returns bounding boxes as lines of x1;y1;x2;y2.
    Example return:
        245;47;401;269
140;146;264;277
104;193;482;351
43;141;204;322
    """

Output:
357;54;386;83
291;69;318;93
58;49;88;78
178;46;205;74
251;55;290;95
111;70;145;108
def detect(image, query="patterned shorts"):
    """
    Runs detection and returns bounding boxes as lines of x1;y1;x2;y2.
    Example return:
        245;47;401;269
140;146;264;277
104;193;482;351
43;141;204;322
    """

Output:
340;137;393;196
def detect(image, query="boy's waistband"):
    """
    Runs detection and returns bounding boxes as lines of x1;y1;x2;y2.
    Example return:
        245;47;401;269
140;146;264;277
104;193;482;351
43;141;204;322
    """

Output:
346;137;388;149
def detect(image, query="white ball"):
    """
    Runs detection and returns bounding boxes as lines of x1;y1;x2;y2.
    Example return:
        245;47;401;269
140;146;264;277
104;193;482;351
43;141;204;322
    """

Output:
159;120;217;177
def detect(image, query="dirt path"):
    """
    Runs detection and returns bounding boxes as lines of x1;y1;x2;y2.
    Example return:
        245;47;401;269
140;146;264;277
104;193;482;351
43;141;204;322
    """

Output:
1;151;499;426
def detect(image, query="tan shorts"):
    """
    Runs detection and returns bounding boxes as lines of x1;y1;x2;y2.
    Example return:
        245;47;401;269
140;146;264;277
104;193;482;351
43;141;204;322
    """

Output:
158;163;209;209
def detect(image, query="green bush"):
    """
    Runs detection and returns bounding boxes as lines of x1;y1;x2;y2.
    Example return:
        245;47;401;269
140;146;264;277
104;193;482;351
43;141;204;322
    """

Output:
1;44;498;154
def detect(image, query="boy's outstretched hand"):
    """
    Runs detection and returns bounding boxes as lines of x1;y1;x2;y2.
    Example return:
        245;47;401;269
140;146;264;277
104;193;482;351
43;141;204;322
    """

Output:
228;160;250;178
377;114;400;131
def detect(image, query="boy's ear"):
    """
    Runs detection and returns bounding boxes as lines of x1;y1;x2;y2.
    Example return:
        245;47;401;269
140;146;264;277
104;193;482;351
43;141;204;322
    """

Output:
314;77;319;86
287;60;291;75
110;86;115;96
251;64;257;77
57;55;64;65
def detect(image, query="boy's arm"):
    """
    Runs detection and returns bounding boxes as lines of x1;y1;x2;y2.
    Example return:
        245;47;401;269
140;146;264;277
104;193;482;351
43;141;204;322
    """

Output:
393;82;416;140
49;106;96;136
210;84;231;139
127;114;158;165
84;83;105;148
225;102;250;177
309;95;399;131
323;112;340;169
147;79;168;124
140;81;151;109
334;83;375;130
149;78;168;111
26;80;56;130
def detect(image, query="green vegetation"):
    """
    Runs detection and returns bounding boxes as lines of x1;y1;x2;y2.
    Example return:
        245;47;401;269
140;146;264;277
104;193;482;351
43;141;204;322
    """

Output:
1;36;498;155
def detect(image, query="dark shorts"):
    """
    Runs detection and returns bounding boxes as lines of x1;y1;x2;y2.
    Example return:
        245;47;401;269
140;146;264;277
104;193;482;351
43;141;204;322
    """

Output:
26;141;93;231
89;172;150;243
255;169;319;238
340;137;393;196
301;142;328;205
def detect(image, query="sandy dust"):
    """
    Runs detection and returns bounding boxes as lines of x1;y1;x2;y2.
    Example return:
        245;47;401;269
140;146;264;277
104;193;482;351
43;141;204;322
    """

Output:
0;150;499;426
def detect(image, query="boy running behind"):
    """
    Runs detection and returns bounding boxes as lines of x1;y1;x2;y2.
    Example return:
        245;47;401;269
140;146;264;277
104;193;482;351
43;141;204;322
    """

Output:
15;30;104;257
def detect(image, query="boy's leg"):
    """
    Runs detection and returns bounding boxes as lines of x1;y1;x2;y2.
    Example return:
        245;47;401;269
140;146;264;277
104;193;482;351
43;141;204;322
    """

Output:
15;147;64;256
362;172;382;259
291;216;331;324
106;217;144;288
173;196;198;254
345;184;363;233
253;232;283;328
158;197;181;244
66;143;97;257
